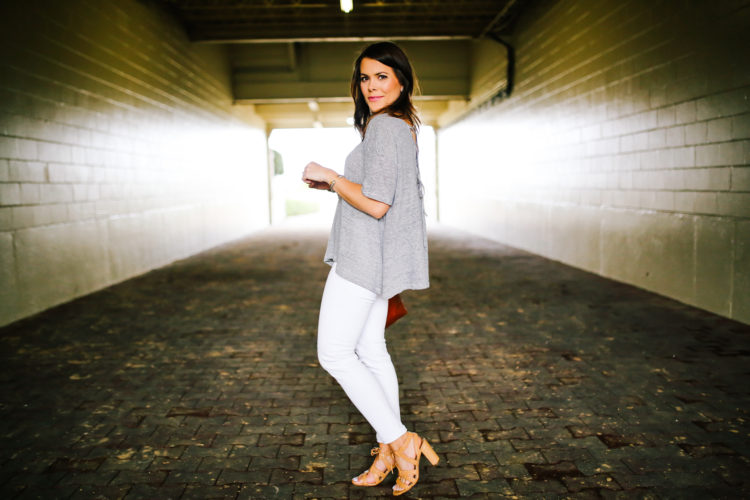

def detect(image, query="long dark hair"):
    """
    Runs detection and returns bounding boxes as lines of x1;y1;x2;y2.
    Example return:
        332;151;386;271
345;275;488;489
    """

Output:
350;42;420;138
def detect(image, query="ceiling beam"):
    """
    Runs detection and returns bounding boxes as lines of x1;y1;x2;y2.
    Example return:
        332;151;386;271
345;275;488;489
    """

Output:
233;79;469;102
198;35;473;44
230;40;473;102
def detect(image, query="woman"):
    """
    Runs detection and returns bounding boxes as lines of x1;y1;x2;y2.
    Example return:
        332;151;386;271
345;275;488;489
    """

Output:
302;41;437;496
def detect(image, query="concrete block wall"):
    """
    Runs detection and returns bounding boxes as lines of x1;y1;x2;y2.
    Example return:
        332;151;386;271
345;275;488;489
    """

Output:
0;0;269;326
437;0;750;323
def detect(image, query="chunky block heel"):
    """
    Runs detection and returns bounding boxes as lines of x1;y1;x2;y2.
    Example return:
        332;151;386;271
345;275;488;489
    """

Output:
420;439;439;466
391;432;439;496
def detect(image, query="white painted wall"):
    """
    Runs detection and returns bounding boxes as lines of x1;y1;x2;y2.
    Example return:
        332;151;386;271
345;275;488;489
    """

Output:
438;0;750;324
0;0;270;326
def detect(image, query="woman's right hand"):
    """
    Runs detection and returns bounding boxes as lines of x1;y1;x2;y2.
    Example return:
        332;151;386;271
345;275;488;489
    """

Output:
302;161;337;187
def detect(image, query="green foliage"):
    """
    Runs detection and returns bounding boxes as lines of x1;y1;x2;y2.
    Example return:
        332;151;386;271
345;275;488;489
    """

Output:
285;199;319;216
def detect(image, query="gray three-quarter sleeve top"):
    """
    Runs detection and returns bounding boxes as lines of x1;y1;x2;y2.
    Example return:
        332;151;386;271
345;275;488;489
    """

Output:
324;113;429;299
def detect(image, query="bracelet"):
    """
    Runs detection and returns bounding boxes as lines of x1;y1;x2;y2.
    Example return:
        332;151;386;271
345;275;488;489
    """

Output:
328;174;344;192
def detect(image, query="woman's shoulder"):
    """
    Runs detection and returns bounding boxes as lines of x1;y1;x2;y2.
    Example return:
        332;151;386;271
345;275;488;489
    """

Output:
367;113;413;136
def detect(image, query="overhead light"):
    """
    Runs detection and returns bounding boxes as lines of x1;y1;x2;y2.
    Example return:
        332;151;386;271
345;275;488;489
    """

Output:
340;0;353;13
308;101;320;112
313;120;323;129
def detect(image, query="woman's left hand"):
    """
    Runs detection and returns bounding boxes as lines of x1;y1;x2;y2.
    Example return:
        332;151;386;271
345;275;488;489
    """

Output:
302;161;336;187
306;180;330;190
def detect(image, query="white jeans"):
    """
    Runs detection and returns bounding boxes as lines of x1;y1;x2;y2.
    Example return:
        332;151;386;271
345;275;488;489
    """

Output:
317;266;407;444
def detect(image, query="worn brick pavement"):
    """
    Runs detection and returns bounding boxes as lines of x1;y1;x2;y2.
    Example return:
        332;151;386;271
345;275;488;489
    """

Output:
1;221;749;499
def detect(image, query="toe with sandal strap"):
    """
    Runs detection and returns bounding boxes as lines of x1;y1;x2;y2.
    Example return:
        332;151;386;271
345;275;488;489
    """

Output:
351;443;395;487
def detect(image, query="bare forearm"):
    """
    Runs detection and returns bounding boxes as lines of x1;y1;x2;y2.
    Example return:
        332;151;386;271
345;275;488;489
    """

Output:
302;161;389;219
331;176;389;219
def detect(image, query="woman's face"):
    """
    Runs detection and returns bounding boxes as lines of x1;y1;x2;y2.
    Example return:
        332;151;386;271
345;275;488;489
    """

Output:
359;57;403;114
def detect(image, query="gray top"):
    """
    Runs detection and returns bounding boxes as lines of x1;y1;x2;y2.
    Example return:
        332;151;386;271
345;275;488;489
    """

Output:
324;113;429;298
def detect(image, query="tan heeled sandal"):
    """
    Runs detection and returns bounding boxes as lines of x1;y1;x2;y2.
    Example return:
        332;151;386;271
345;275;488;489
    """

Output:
392;432;439;496
351;443;395;487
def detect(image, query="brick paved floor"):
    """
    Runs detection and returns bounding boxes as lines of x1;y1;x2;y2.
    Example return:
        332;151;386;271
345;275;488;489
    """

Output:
1;221;749;499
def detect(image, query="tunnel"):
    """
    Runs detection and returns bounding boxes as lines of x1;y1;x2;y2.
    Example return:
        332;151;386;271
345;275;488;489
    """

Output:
1;0;750;498
1;0;747;327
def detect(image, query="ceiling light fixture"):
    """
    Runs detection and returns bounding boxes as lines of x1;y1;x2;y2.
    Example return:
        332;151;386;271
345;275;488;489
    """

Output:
340;0;353;13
